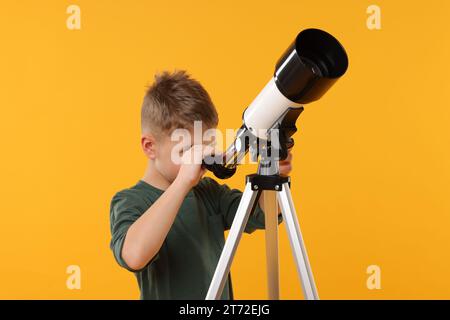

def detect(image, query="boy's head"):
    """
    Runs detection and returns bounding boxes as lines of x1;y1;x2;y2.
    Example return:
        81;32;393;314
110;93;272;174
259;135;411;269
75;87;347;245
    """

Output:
141;70;218;183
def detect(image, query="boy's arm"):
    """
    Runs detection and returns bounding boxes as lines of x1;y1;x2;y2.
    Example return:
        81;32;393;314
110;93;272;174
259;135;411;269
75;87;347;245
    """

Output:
120;177;191;271
120;144;214;271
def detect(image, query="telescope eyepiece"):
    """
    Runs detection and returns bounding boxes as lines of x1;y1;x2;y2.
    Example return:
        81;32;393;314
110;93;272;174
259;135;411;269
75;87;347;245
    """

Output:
202;154;237;179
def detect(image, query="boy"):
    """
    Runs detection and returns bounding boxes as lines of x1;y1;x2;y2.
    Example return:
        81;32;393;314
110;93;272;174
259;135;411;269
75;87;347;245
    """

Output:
109;70;293;299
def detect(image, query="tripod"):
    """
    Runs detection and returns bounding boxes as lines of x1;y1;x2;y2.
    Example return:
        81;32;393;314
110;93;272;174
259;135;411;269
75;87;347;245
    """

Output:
205;141;319;300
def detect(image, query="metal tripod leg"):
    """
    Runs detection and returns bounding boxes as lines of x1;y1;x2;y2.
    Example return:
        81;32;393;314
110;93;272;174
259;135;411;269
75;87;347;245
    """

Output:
263;190;280;299
206;182;260;300
277;182;319;300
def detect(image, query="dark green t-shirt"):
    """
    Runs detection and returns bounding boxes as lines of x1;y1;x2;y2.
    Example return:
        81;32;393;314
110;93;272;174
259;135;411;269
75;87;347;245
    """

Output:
109;177;282;300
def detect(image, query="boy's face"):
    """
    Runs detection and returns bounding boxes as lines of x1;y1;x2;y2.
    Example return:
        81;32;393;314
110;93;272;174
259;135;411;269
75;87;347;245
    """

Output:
149;126;217;184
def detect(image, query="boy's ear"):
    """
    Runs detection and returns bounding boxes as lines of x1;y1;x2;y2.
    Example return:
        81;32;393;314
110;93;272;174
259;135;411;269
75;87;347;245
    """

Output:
141;134;157;159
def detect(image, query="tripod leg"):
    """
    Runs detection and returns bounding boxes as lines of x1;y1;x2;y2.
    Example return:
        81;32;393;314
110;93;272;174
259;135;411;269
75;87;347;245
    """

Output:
277;182;319;300
263;190;280;299
206;182;260;300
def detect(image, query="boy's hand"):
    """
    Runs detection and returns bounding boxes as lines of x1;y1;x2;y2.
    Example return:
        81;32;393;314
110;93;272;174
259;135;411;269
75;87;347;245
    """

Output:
279;151;293;177
175;144;215;191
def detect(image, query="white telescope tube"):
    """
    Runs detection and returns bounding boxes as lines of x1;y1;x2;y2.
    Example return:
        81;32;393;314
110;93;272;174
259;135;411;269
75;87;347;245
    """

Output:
243;78;302;140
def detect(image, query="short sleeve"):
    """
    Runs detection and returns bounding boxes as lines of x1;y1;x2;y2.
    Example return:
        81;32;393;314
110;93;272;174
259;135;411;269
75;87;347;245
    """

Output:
109;191;159;272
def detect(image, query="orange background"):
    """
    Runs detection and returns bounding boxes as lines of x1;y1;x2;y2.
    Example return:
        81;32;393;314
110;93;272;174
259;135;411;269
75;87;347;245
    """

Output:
0;0;449;299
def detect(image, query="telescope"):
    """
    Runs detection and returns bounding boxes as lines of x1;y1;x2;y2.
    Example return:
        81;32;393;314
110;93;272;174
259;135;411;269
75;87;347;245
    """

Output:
202;28;348;300
202;28;348;178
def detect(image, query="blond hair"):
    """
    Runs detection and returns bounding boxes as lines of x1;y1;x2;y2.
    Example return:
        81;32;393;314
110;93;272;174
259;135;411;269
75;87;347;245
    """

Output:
141;70;218;137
